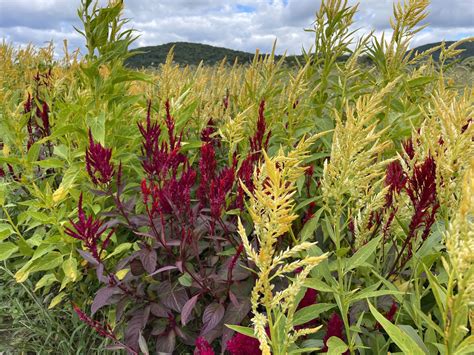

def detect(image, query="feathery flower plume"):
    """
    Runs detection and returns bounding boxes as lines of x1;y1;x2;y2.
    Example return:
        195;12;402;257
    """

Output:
194;337;215;355
322;313;348;353
138;100;185;179
297;288;318;310
38;101;51;137
65;194;113;262
405;156;439;240
24;93;32;113
200;118;219;146
85;129;114;185
73;303;116;339
249;100;270;157
72;304;137;355
237;136;328;354
385;160;406;208
210;165;235;220
165;99;181;150
227;333;261;355
197;143;217;205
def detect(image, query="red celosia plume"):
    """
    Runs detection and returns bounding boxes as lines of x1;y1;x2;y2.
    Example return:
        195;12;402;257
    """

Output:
85;129;114;185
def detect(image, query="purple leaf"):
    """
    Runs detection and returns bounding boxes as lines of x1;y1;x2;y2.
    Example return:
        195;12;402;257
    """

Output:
155;330;176;354
221;299;252;350
139;247;157;274
229;291;240;308
91;286;120;315
103;219;121;229
124;307;150;352
96;263;106;282
201;303;225;335
150;302;169;318
116;296;128;322
156;281;189;312
77;249;99;266
218;259;250;281
123;196;137;213
181;294;199;326
124;314;143;352
149;265;178;276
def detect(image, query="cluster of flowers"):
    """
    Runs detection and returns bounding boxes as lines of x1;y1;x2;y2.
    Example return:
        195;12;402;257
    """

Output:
66;96;406;353
24;69;53;150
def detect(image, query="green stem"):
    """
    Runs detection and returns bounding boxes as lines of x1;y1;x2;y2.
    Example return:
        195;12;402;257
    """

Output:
2;206;23;240
334;207;354;354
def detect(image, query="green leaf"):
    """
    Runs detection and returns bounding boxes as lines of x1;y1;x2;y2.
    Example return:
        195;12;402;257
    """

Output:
407;76;435;88
16;252;63;282
62;256;79;281
178;273;193;287
0;224;15;241
455;335;474;354
116;269;129;280
414;307;444;336
293;303;336;326
33;158;65;169
398;325;430;354
53;145;69;160
0;183;7;206
27;142;42;162
304;278;334;293
368;301;426;355
423;263;447;314
0;242;18;261
352;289;403;302
216;247;237;256
327;336;349;355
180;140;203;152
105;242;133;259
49;292;67;309
86;113;106;145
15;260;33;282
335;247;350;258
299;208;323;241
28;211;54;224
34;273;58;291
345;236;381;273
225;325;257;339
290;348;322;354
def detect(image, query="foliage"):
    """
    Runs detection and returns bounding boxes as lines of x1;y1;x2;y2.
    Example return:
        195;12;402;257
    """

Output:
0;265;113;354
0;0;473;353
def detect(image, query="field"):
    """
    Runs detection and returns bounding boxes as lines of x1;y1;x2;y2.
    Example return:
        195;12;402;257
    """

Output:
0;0;473;354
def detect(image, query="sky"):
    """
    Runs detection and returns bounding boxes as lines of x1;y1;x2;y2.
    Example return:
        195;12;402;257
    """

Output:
0;0;472;56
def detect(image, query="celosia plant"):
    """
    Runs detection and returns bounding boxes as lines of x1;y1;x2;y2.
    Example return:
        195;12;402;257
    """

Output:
235;136;329;354
66;99;276;353
1;0;473;353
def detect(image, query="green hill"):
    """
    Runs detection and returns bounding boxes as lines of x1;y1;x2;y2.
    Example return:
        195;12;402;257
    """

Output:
125;42;303;68
125;40;473;68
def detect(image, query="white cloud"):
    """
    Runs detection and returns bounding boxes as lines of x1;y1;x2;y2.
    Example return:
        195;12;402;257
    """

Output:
0;0;472;55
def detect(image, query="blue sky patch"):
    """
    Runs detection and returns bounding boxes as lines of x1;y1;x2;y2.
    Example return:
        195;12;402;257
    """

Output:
236;4;256;13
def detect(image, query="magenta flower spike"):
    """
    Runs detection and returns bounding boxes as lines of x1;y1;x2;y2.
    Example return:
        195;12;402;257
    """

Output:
65;194;113;262
194;337;215;355
85;129;114;185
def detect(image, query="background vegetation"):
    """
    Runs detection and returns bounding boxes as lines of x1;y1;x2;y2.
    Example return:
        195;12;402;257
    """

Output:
0;0;472;354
